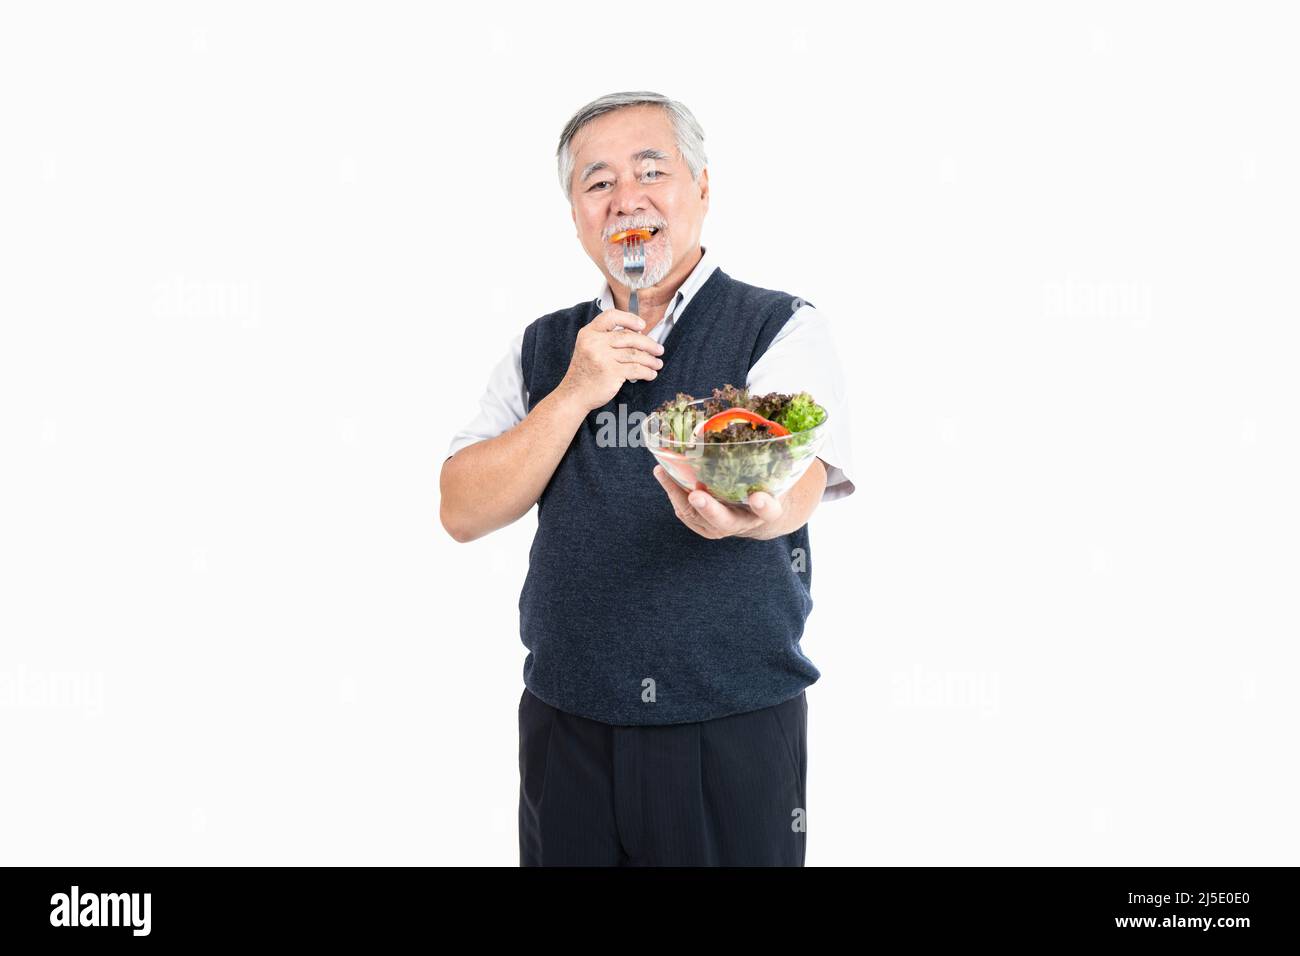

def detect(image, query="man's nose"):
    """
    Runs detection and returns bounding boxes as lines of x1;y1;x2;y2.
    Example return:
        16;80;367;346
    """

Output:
612;179;649;218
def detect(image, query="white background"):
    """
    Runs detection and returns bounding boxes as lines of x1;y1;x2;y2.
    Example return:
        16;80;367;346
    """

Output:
1;1;1296;866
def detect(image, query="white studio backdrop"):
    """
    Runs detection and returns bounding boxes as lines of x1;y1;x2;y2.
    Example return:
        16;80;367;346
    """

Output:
1;1;1296;866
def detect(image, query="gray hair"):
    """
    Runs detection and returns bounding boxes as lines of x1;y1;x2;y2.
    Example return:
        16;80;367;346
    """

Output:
556;91;707;202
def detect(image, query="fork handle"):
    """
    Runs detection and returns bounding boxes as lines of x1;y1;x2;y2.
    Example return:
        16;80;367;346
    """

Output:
623;290;641;385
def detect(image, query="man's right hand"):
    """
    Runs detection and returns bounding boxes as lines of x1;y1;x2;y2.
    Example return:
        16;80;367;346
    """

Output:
558;310;666;411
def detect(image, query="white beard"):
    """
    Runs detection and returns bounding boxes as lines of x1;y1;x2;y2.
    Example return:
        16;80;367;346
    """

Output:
605;233;674;291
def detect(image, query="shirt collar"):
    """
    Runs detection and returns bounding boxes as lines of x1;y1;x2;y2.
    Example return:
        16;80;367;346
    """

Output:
595;245;716;323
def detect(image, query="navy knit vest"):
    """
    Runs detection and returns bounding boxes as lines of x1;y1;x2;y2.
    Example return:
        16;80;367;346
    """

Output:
518;267;821;725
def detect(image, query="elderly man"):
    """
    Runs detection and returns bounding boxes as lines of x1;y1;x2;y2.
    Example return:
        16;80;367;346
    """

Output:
440;91;854;866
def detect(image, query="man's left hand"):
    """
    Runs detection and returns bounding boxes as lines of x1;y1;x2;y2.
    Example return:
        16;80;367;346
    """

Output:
652;465;788;539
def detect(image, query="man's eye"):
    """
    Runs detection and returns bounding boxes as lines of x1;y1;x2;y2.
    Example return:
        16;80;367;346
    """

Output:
587;171;662;191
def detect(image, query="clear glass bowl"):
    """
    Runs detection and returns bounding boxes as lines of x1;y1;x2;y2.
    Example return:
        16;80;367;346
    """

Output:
641;398;829;509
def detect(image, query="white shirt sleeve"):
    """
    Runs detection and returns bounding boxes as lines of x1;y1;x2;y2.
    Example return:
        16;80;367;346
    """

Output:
445;331;528;459
746;305;857;502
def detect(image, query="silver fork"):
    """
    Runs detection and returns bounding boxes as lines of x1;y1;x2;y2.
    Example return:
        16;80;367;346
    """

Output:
618;234;647;382
622;234;645;316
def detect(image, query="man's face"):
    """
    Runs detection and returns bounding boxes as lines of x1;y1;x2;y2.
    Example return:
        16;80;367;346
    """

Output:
568;105;709;292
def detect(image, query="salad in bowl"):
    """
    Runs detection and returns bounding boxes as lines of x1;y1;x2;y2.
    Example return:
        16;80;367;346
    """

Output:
642;384;829;508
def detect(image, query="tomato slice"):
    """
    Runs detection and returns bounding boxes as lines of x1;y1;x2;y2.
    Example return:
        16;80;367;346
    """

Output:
609;228;654;244
697;407;790;437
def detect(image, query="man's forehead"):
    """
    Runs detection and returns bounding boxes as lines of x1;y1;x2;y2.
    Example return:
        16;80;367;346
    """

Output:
572;107;677;161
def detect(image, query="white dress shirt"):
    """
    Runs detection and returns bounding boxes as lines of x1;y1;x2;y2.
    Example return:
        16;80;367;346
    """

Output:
446;246;856;501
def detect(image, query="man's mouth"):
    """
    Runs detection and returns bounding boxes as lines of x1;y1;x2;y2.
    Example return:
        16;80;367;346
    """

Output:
610;225;663;243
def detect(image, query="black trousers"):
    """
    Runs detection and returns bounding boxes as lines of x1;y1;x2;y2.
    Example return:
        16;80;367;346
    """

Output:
518;686;807;866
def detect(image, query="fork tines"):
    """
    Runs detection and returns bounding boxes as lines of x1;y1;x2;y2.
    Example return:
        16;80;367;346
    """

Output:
622;235;646;318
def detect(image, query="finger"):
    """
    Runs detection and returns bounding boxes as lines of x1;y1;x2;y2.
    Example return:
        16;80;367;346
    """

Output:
653;466;715;536
592;310;644;333
687;487;763;536
614;349;665;369
606;309;644;329
609;330;666;354
619;362;658;382
652;464;695;514
746;490;785;522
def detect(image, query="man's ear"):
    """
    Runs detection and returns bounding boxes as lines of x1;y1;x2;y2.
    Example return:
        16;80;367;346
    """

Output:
571;201;578;236
699;167;709;211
